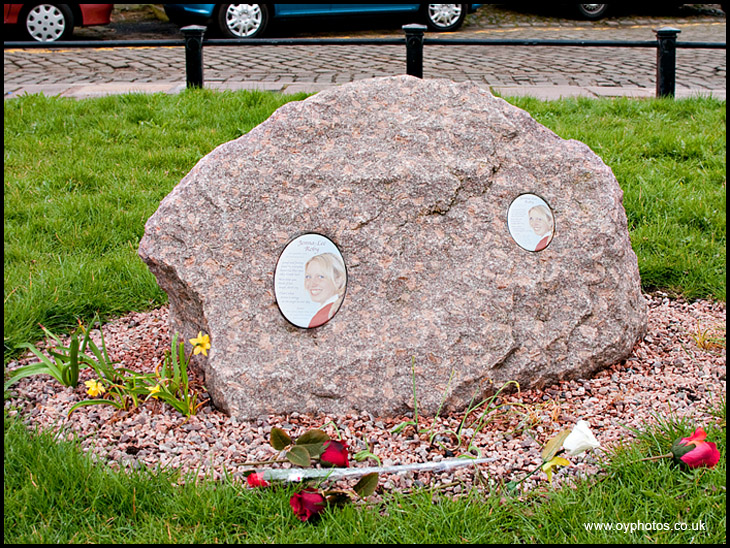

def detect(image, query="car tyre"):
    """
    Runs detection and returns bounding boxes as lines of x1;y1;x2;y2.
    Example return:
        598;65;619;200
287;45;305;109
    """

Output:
422;4;468;32
21;4;74;42
216;4;269;38
574;4;610;20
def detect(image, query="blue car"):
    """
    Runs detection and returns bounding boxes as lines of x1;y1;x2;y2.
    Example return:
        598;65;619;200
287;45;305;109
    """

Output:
164;4;482;38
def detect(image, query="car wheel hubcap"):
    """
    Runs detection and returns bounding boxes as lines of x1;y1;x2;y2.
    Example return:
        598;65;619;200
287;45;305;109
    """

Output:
580;4;606;15
428;4;463;28
26;4;67;42
225;4;263;37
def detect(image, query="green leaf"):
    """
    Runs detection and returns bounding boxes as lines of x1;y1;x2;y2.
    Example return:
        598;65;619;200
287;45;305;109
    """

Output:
353;472;379;498
65;333;80;386
391;420;417;434
325;491;351;507
294;429;329;458
98;322;112;363
11;342;65;385
296;429;330;445
79;322;92;354
353;450;382;466
39;323;64;347
171;332;182;387
297;442;326;459
286;445;311;467
15;342;56;368
68;398;125;416
4;363;57;391
541;429;571;462
270;427;292;450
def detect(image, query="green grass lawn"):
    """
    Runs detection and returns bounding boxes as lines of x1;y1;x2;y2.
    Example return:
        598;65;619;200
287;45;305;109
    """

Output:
3;90;726;544
4;90;311;357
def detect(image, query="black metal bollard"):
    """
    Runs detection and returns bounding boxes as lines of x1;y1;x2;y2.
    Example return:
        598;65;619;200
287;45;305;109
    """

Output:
182;25;206;89
403;24;427;78
655;27;681;98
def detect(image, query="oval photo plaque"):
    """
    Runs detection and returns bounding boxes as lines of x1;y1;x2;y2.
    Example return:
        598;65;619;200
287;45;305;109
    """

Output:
508;194;555;252
274;234;347;328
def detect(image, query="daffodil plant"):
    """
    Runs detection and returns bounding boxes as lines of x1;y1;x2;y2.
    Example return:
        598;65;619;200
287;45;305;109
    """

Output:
72;319;152;413
145;332;207;416
69;362;152;415
5;315;141;396
64;327;211;418
5;322;87;391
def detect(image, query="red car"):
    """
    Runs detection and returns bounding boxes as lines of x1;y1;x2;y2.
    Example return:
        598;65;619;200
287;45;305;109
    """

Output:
4;4;113;42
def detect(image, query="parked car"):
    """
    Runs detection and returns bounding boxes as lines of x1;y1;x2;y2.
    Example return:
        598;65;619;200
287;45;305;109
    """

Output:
3;4;113;42
163;4;483;39
574;4;611;19
572;3;728;20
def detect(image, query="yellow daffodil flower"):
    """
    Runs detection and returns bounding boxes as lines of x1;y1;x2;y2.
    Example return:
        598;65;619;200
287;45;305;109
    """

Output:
84;379;106;397
148;384;162;399
189;332;211;356
541;455;571;482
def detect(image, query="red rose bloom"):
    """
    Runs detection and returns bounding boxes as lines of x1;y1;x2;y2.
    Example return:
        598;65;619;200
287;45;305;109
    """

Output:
289;488;327;522
671;427;721;469
246;472;269;488
320;440;349;467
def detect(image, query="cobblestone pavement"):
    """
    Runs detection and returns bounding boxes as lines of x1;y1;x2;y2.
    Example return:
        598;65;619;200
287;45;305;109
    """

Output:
4;5;726;99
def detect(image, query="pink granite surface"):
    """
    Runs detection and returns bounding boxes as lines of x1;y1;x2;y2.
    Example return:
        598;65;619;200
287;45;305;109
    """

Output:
139;75;647;419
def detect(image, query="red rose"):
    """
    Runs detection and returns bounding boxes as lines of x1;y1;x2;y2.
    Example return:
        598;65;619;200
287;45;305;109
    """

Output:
671;427;721;469
289;488;327;522
320;440;349;467
246;472;269;488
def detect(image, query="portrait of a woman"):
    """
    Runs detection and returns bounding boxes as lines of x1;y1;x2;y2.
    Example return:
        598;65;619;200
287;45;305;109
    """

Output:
304;252;347;328
528;204;554;251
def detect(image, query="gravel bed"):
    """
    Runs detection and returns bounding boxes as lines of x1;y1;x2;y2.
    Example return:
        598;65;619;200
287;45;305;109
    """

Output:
5;293;725;496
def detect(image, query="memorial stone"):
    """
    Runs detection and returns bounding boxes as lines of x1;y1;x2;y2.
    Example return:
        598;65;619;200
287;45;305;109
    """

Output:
138;75;647;419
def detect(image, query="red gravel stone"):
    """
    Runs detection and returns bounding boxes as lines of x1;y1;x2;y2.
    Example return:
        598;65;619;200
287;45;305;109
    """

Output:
5;293;725;494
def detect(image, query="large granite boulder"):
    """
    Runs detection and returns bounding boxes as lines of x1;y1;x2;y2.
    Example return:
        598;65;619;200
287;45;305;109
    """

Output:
138;75;647;419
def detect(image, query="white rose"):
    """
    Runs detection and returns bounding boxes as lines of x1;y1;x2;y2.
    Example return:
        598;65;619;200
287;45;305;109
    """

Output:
563;420;600;456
